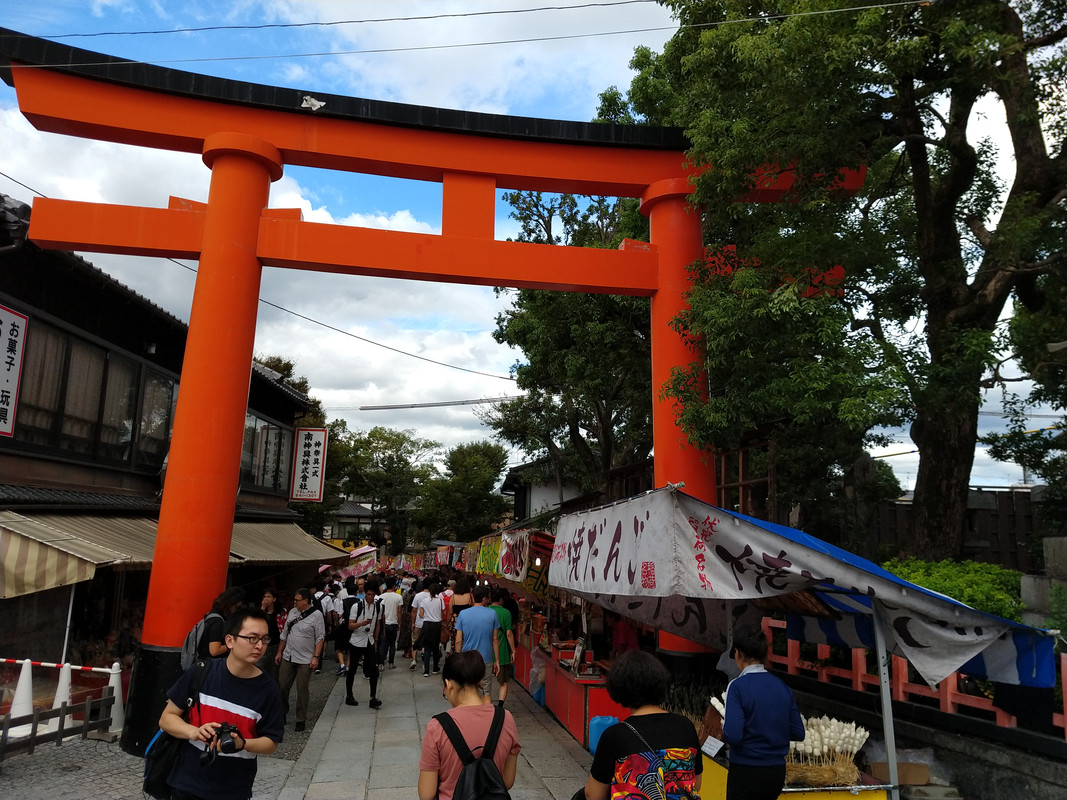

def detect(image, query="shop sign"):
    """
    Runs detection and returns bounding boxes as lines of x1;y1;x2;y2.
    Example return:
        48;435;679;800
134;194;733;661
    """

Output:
290;427;328;501
500;530;530;582
0;304;28;437
522;559;550;597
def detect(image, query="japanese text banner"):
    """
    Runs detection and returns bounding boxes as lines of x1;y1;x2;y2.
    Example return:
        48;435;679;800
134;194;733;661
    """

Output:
499;530;530;582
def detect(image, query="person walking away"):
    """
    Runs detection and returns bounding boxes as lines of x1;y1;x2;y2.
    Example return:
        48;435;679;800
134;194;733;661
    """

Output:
198;587;246;661
490;586;516;706
345;584;384;708
447;576;473;653
722;626;805;800
417;651;521;800
418;582;446;677
409;580;430;670
334;576;357;675
275;588;325;732
377;576;403;669
578;649;702;800
159;608;284;800
454;585;500;701
257;588;284;681
398;584;415;660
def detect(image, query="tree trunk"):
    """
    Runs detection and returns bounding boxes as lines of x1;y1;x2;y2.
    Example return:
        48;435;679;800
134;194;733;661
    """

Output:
906;390;981;559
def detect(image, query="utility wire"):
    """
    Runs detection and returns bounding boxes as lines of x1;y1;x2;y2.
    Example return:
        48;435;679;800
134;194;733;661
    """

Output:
10;1;936;70
0;169;515;382
45;2;660;38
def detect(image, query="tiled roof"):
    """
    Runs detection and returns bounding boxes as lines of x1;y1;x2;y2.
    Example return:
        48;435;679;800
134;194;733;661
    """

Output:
0;485;160;511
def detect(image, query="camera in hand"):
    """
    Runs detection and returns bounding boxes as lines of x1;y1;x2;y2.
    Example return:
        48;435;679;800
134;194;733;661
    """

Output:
216;722;241;753
200;721;241;764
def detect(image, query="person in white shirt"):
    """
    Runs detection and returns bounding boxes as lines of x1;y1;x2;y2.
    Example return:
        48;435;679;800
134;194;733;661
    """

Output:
409;581;430;670
377;576;404;669
345;585;384;709
418;582;447;677
334;577;356;675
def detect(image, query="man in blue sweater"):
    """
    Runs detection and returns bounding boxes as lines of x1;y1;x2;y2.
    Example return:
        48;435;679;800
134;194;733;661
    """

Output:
722;627;806;800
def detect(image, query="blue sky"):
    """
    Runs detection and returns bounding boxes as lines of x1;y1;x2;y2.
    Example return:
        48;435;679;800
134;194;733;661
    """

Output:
0;1;1045;489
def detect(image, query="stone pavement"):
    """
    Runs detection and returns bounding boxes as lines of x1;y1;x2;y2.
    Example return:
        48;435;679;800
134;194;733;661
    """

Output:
0;664;590;800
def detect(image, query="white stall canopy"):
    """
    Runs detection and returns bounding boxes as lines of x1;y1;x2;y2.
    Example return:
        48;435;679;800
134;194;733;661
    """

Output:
549;487;1055;689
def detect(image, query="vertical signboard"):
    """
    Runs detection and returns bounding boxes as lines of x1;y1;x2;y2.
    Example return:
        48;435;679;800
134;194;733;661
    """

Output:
290;427;328;502
0;305;27;437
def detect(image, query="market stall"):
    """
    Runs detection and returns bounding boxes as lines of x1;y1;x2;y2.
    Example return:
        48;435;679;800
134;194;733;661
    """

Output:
548;486;1057;799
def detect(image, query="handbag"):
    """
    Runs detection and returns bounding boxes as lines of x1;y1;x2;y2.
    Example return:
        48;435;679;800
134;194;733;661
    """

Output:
621;721;700;800
142;660;209;800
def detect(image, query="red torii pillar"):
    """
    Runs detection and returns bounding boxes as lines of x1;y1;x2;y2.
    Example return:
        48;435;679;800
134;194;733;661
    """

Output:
644;178;716;502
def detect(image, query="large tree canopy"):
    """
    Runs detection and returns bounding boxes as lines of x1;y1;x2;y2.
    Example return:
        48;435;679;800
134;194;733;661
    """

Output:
626;0;1066;557
415;440;512;542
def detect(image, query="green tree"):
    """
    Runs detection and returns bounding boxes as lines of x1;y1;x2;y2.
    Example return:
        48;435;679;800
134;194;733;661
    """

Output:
346;427;441;554
415;441;512;542
984;270;1067;534
483;184;654;494
625;0;1066;557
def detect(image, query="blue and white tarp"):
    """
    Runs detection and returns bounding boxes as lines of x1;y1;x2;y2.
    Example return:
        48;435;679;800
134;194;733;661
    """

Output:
549;487;1055;688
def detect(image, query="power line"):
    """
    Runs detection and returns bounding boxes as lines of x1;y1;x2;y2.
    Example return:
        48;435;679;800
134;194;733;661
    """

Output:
10;1;935;70
357;396;524;411
0;169;515;382
44;2;660;38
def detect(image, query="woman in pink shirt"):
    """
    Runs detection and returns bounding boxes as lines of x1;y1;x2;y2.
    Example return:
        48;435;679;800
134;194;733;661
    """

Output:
418;651;521;800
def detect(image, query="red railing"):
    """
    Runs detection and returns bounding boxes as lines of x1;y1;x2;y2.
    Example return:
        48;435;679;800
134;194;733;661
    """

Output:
761;618;1066;740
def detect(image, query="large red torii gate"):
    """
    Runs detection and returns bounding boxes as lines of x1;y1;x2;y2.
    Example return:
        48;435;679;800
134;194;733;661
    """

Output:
1;28;859;748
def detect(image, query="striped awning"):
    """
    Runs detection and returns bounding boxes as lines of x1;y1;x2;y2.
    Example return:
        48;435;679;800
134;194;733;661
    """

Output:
0;511;348;598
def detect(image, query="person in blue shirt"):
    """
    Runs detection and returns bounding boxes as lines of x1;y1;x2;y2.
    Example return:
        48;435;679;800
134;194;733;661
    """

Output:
453;585;500;699
722;627;806;800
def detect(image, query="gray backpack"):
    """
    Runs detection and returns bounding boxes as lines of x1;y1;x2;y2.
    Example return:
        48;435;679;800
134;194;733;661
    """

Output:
180;612;222;670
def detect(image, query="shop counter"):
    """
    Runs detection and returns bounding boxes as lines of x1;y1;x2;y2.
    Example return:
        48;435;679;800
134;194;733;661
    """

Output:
701;757;890;800
542;649;629;749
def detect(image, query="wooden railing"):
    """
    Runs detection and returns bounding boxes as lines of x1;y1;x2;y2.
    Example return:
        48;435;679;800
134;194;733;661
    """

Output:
762;618;1067;740
0;687;116;762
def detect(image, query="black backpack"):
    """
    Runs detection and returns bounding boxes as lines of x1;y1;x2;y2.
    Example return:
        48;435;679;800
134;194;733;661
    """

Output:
143;659;210;799
433;705;512;800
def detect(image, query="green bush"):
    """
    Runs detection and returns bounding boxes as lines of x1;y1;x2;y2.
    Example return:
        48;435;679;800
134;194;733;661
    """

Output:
881;557;1024;622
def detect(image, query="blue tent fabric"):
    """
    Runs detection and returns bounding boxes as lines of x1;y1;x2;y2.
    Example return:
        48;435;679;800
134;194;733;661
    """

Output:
550;487;1056;689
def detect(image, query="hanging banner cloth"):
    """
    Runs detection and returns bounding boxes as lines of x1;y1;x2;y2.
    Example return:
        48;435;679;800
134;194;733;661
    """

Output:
549;487;1055;689
499;530;531;583
475;535;502;575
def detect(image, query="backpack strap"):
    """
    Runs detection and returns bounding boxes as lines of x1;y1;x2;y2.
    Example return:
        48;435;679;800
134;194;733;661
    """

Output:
186;658;210;718
483;703;506;761
434;711;476;765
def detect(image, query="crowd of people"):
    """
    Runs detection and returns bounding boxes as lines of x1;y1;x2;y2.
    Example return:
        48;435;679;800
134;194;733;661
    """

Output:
160;568;804;800
160;566;525;800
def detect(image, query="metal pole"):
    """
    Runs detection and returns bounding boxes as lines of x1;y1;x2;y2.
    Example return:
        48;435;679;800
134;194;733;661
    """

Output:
872;603;901;800
61;584;75;664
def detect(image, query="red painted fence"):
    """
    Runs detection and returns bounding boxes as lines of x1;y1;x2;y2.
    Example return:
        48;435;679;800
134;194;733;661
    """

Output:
761;618;1066;740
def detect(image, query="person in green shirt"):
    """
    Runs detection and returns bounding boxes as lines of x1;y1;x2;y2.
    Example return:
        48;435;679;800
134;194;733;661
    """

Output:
490;586;517;706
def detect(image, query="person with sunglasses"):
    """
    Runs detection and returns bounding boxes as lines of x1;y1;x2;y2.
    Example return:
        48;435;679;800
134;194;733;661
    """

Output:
159;609;284;800
275;588;326;733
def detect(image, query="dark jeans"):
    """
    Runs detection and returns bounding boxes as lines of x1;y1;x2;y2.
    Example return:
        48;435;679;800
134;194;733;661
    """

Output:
726;762;786;800
421;621;442;674
345;643;380;699
378;623;398;665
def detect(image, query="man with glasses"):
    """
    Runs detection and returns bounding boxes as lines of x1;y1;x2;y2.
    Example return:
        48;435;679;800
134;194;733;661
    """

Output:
159;609;284;800
275;587;326;732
